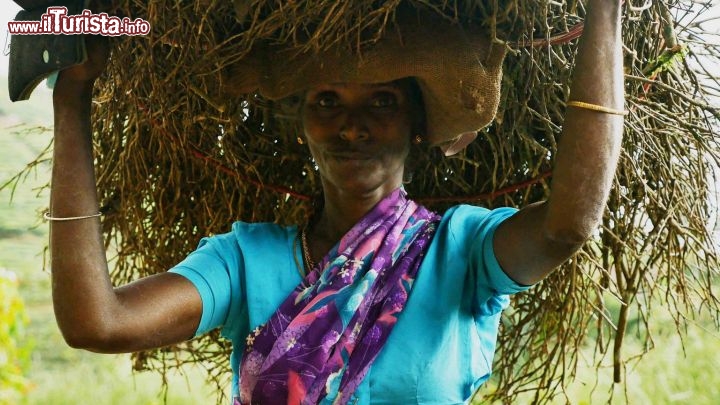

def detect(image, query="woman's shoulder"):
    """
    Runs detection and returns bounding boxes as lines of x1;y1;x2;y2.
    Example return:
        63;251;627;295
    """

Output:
190;221;297;258
204;221;297;244
229;221;296;236
439;204;518;231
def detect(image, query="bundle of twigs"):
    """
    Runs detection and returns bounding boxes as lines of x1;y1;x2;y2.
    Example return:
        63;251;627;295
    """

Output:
53;0;720;402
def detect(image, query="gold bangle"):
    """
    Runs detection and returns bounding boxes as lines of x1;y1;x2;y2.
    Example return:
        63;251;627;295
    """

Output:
567;101;629;116
43;211;102;222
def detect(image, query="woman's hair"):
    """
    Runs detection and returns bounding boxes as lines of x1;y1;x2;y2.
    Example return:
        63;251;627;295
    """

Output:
395;77;427;185
394;77;427;137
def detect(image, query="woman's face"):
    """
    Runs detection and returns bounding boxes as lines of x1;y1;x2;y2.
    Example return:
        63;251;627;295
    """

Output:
301;81;418;196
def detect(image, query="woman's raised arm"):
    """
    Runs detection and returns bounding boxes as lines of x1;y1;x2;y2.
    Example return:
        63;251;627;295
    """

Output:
493;0;625;286
49;36;202;353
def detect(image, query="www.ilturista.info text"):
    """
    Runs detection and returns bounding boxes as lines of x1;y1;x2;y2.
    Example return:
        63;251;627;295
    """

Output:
7;7;150;36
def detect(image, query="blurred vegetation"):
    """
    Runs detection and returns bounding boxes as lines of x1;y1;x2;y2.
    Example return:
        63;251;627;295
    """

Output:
0;268;31;404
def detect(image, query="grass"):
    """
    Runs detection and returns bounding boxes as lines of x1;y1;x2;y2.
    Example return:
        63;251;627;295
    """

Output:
553;314;720;404
550;283;720;405
1;77;719;404
472;302;720;405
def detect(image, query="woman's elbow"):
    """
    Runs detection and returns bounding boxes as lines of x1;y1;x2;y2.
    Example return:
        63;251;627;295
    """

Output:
543;225;593;248
541;216;598;255
56;316;121;353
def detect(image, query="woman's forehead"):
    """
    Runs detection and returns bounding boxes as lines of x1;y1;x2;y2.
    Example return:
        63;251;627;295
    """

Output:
307;81;404;92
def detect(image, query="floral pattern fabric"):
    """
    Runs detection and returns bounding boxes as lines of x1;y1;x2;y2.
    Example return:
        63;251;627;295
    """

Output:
236;188;440;405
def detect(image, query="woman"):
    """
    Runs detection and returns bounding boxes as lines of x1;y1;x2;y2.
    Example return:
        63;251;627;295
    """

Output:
47;0;624;403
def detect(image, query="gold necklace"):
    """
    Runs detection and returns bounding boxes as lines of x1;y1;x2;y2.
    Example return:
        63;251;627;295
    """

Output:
301;228;316;271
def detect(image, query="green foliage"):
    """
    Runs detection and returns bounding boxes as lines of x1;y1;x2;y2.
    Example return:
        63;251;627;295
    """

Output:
473;300;720;404
643;44;689;78
0;268;31;404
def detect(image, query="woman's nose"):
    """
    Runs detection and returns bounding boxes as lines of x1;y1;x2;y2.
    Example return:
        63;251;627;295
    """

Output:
339;109;370;142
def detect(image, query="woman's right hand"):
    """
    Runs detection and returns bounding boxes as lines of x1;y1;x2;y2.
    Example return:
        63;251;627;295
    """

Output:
49;32;204;354
56;34;109;89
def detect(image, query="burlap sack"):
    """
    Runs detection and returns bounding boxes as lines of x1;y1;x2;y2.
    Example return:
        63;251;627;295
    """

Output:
225;7;506;152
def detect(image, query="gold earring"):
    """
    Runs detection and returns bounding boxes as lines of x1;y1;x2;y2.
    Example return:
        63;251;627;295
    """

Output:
413;135;423;145
297;136;305;145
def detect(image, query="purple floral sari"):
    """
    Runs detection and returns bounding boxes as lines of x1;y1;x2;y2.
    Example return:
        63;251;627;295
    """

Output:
235;188;440;405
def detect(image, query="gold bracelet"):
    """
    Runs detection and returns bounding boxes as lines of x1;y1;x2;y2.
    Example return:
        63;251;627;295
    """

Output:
567;101;629;116
43;211;102;222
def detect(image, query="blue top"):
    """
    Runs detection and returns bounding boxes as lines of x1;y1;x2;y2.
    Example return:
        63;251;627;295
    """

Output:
170;204;531;404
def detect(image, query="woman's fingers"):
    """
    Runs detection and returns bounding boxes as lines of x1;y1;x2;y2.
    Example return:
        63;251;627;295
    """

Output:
58;34;109;84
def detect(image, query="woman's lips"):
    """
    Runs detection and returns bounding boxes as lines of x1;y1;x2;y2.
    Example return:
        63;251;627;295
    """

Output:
327;150;373;161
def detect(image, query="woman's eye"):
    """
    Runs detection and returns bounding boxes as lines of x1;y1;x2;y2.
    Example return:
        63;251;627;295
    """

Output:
316;93;339;108
371;93;398;108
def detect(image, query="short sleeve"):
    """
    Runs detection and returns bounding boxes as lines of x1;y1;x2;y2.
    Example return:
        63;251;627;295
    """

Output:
475;208;533;295
169;232;245;337
443;205;532;315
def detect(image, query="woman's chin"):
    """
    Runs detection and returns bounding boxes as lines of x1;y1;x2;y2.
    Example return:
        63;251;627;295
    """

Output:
324;173;399;197
318;158;404;196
